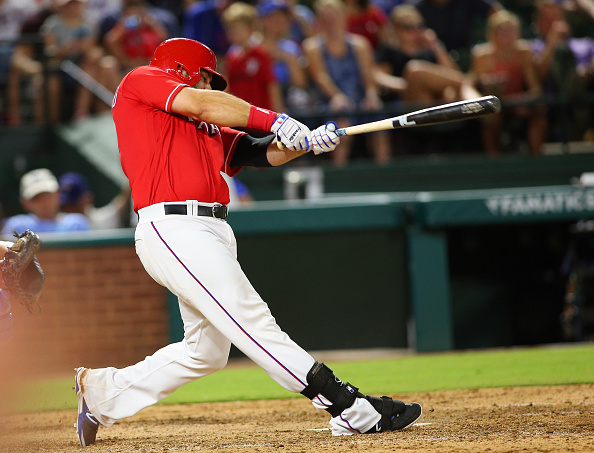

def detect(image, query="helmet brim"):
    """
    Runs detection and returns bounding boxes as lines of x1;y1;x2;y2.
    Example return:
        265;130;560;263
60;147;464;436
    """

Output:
207;69;227;91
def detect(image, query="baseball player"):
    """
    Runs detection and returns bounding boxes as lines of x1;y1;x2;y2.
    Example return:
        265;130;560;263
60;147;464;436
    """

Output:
74;37;421;447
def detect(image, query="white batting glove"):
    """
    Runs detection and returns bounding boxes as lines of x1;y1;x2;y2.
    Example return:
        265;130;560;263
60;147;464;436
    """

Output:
310;121;340;155
271;113;311;151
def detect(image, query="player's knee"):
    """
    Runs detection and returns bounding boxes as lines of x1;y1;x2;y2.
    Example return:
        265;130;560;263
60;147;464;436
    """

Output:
210;353;228;372
300;361;362;417
187;349;228;372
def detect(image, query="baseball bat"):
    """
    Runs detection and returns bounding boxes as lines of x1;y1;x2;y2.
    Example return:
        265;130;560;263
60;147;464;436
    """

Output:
335;95;501;137
59;60;115;106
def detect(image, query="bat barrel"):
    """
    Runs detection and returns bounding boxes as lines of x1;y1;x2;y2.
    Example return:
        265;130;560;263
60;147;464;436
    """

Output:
335;95;502;136
401;95;501;127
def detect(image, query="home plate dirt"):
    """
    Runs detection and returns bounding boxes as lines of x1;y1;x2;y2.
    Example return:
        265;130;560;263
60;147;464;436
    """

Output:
1;385;592;452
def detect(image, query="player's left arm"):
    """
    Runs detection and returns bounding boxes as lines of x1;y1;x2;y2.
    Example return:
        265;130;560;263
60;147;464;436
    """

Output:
228;134;308;168
228;127;339;169
266;139;309;166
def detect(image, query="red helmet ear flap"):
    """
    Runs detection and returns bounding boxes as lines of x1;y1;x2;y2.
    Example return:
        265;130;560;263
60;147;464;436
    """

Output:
169;61;202;85
150;38;227;90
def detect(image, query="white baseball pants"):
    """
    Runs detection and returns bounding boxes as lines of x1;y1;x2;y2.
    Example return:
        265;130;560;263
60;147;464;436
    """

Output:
81;203;380;435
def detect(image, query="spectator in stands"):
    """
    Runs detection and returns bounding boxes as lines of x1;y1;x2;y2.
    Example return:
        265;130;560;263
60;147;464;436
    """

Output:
147;0;184;25
410;0;502;71
257;0;311;111
372;0;405;16
84;0;122;33
222;2;283;112
557;0;594;37
222;174;254;207
104;0;167;74
2;0;49;126
2;168;91;235
183;0;231;61
303;0;389;165
40;0;112;122
343;0;389;50
532;0;594;141
471;10;547;156
375;4;480;104
59;172;132;229
284;0;315;44
98;0;179;48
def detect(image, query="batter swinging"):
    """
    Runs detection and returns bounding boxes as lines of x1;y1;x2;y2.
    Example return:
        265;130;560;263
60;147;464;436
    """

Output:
74;38;421;447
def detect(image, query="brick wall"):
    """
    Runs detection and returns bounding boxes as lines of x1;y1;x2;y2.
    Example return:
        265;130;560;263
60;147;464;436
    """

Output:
2;244;169;377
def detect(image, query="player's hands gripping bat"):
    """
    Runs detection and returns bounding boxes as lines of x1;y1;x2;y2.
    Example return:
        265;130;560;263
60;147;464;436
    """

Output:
1;230;45;313
310;121;340;154
271;113;311;151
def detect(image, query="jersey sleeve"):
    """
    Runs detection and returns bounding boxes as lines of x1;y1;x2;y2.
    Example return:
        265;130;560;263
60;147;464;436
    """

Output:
220;127;247;177
120;66;188;113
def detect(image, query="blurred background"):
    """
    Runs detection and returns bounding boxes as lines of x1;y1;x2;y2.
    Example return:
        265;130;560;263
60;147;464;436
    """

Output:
1;0;593;377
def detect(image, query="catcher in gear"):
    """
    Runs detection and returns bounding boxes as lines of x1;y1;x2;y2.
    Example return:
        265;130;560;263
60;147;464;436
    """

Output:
0;230;45;320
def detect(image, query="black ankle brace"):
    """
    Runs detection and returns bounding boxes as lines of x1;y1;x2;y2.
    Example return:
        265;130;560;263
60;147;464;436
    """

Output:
300;361;363;417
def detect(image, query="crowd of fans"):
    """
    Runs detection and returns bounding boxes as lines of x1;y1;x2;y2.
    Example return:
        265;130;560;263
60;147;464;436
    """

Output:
1;0;594;163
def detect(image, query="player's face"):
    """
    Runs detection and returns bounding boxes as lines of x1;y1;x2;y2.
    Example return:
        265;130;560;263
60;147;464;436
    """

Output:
195;69;213;90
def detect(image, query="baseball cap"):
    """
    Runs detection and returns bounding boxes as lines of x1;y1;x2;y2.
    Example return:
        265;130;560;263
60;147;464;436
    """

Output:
58;172;91;206
257;0;290;17
20;168;60;200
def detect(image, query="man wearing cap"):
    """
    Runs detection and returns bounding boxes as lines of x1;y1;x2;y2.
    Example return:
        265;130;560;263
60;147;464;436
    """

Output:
59;172;132;229
1;168;91;235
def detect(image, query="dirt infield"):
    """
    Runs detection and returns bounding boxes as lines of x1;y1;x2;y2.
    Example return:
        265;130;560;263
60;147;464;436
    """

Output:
1;384;592;452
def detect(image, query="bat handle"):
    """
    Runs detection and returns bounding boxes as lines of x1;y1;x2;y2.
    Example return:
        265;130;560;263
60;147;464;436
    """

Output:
336;128;347;137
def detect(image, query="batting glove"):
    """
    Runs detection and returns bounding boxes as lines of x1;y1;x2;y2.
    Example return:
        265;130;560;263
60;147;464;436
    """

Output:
310;121;340;155
271;113;311;151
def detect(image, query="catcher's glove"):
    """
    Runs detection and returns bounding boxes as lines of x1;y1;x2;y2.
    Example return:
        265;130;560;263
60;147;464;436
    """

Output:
1;230;45;313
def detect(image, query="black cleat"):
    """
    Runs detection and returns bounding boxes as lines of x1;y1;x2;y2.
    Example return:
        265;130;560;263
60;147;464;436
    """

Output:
364;395;422;433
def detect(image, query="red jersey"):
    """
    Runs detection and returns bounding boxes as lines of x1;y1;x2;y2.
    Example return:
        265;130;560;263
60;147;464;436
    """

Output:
111;65;244;211
347;5;388;50
224;44;276;109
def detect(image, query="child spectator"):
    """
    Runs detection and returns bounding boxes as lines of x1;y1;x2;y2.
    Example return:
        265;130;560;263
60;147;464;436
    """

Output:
222;2;283;112
471;10;547;156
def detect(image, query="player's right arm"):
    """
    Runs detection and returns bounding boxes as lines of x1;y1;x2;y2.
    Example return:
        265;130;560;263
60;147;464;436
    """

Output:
171;87;254;128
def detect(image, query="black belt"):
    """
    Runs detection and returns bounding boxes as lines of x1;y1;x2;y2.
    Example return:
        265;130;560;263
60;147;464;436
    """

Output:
164;203;228;220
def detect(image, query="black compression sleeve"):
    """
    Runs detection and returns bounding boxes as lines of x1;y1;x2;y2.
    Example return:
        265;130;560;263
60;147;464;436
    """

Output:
230;134;274;168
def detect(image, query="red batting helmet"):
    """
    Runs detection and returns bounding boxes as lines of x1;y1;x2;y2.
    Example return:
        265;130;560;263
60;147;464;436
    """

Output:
150;38;227;91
